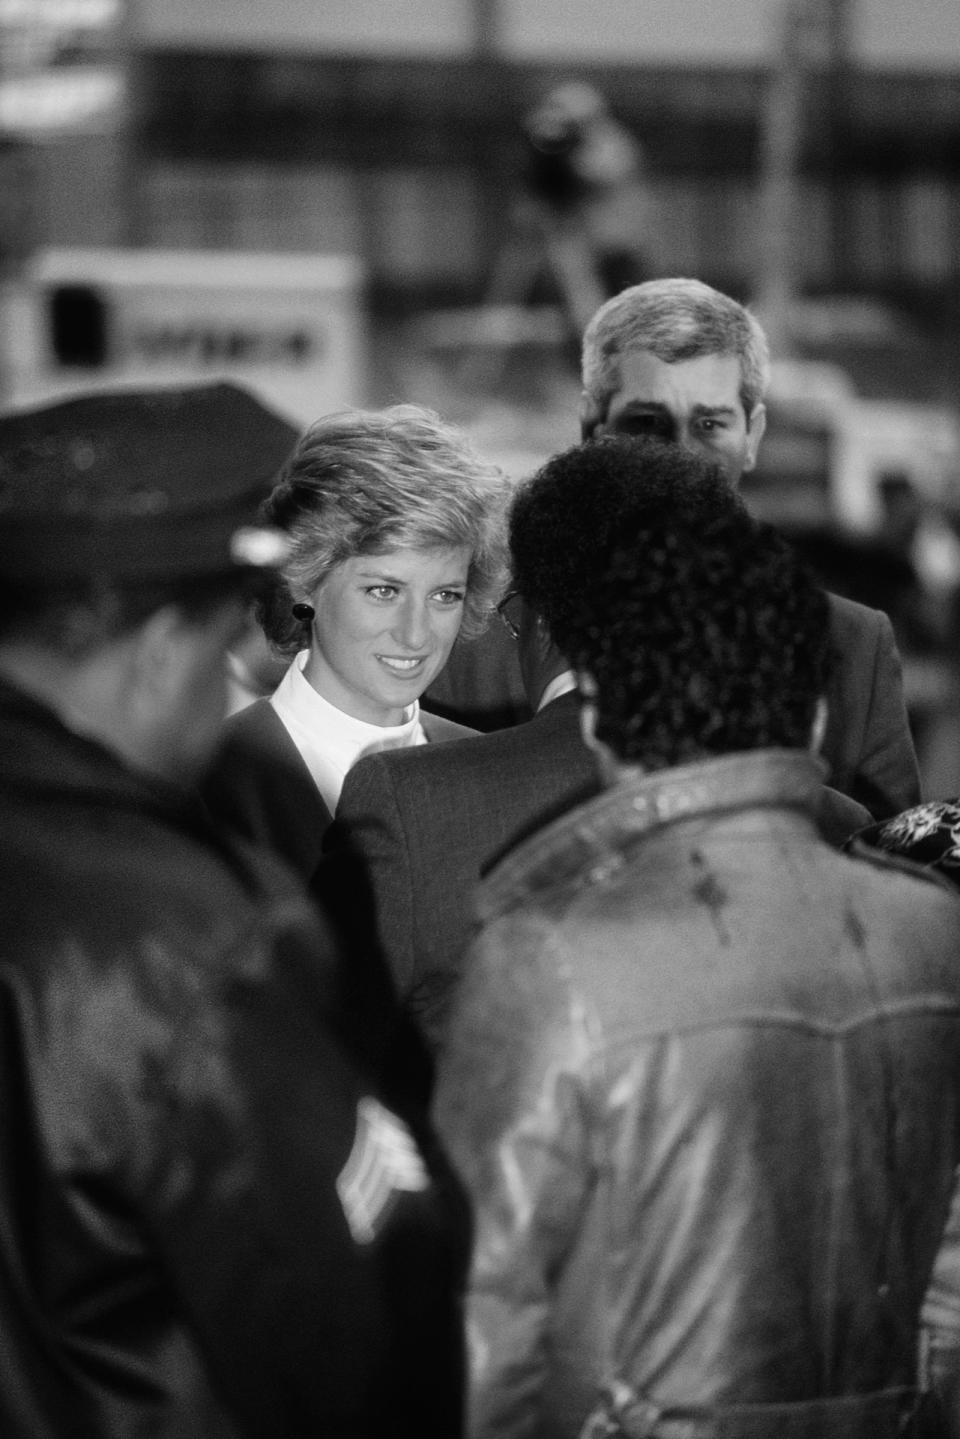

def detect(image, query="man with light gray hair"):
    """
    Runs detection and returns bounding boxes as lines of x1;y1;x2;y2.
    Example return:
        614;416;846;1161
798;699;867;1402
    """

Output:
429;278;920;821
576;276;921;819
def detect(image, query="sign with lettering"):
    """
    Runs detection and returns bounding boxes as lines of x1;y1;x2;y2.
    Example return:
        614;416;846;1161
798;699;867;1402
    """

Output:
19;246;368;422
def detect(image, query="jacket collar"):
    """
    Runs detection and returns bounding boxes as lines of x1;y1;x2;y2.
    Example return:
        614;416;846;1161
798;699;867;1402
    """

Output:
479;748;826;921
536;668;578;712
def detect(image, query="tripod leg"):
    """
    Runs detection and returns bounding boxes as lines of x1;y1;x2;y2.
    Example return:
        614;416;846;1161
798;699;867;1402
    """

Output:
456;215;547;398
539;214;606;340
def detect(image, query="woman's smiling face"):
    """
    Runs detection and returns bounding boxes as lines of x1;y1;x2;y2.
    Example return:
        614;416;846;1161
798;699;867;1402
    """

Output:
301;544;472;726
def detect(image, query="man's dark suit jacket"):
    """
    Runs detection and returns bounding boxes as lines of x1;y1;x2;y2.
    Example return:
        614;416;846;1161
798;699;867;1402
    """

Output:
201;697;474;886
821;593;922;817
325;688;874;1052
324;692;599;1050
427;592;921;819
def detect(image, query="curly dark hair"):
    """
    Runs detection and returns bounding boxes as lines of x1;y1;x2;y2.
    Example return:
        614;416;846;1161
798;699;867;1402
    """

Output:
510;435;743;641
510;436;830;768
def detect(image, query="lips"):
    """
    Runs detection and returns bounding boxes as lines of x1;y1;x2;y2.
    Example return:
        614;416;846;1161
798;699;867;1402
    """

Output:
377;655;427;674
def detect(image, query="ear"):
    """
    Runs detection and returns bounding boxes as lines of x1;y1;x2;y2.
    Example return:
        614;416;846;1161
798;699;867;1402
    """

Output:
579;390;604;440
80;604;192;773
577;669;599;747
809;695;828;755
742;401;767;473
127;603;190;713
517;604;558;707
577;670;621;788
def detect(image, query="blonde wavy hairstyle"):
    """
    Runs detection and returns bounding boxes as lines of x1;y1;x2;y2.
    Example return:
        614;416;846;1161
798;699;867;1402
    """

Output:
258;404;510;657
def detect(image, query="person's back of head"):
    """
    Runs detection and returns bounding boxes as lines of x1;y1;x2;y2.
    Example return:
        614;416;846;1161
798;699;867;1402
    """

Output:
581;277;770;432
509;433;743;644
0;381;297;780
569;510;828;770
510;435;829;771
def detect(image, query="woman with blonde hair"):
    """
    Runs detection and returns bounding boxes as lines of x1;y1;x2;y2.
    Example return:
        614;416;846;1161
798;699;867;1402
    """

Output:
203;403;509;882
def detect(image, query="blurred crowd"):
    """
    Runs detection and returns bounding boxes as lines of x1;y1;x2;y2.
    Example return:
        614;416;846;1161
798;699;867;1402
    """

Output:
2;274;960;1439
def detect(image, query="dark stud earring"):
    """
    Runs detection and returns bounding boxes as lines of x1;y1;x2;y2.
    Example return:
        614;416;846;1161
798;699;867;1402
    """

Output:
292;602;315;622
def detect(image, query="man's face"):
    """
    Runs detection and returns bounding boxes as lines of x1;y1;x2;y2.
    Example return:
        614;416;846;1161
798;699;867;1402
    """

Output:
582;349;766;486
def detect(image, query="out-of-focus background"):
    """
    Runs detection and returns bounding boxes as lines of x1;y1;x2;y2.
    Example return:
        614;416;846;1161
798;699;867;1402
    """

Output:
2;0;960;795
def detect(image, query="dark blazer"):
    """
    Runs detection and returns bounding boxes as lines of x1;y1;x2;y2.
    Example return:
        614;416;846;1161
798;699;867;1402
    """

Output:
326;689;874;1051
324;692;599;1049
821;593;921;817
427;592;922;818
201;697;474;885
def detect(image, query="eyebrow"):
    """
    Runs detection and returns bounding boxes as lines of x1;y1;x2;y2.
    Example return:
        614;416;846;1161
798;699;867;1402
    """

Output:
690;403;739;418
354;567;468;585
355;569;408;584
616;400;739;418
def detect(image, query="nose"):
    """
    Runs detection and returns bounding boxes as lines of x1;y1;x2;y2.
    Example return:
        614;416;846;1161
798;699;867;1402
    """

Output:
676;424;703;457
391;595;431;650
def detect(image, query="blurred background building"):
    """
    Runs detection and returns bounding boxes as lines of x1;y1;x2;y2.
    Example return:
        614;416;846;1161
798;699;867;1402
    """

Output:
2;0;960;793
